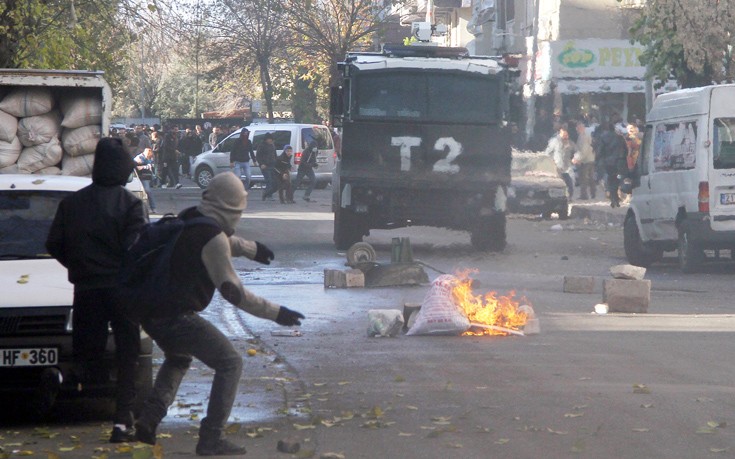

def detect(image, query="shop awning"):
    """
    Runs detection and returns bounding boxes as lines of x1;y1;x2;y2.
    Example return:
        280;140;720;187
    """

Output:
556;79;647;94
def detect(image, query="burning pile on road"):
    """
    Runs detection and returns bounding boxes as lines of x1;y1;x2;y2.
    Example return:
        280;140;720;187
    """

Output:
406;270;536;336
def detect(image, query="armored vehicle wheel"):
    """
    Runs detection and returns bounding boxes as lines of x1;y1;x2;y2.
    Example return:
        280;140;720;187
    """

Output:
334;206;364;250
470;214;506;252
624;215;662;268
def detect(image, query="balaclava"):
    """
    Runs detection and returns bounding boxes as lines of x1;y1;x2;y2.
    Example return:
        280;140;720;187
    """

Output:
197;172;247;236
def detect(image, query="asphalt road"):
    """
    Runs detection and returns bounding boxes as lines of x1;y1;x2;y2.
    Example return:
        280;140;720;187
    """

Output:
3;185;735;459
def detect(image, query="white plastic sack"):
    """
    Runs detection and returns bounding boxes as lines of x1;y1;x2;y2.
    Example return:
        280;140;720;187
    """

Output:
0;87;54;117
0;164;22;174
61;152;94;176
367;309;404;337
33;166;61;175
60;96;102;129
406;274;470;336
17;111;62;147
62;125;101;157
0;136;22;167
17;138;63;173
0;109;18;142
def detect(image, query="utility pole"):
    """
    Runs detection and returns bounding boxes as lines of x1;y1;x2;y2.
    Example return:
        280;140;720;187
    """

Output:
525;0;541;145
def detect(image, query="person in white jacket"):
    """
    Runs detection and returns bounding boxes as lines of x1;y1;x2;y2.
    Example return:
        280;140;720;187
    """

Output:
572;121;596;200
544;126;577;201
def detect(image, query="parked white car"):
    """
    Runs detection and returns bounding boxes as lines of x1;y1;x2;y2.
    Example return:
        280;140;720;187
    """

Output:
191;123;336;189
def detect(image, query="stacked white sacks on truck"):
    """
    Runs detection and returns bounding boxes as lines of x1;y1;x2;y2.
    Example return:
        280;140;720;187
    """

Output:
0;87;101;176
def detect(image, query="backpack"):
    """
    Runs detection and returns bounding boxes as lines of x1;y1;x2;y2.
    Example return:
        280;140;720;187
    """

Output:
119;214;219;320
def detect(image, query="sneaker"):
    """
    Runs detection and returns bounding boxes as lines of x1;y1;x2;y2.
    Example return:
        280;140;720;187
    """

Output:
175;183;182;189
134;422;157;445
196;438;247;456
110;426;135;443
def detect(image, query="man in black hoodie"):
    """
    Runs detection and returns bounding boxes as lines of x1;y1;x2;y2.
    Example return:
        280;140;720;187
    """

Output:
46;137;147;442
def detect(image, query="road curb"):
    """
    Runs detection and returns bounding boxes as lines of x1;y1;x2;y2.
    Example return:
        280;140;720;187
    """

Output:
569;203;626;226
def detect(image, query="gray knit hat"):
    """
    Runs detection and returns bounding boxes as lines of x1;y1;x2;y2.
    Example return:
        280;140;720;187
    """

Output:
197;172;247;236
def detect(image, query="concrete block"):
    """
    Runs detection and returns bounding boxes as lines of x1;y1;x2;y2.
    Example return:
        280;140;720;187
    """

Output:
324;269;346;288
345;268;365;288
564;276;596;293
603;279;651;313
610;264;646;280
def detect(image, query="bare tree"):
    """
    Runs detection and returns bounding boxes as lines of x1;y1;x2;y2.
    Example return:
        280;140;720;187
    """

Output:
208;0;290;122
282;0;396;87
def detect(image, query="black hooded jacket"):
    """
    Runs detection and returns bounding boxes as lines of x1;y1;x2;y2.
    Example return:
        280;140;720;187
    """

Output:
46;138;147;291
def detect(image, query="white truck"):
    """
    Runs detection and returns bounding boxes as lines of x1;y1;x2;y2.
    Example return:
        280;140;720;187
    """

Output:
0;70;152;416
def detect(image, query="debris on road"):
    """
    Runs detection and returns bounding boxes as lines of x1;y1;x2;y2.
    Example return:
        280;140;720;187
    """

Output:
610;264;646;280
367;309;404;337
271;330;302;337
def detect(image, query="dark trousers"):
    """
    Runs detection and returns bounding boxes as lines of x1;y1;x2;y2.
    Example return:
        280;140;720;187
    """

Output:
290;167;316;199
73;288;140;426
138;313;243;442
164;159;179;186
578;163;596;199
560;172;574;201
262;167;278;198
605;165;621;205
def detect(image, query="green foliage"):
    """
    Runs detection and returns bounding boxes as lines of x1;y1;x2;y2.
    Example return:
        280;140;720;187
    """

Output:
629;0;735;88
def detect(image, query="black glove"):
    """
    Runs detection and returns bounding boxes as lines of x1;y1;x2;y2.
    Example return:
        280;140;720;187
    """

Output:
254;241;274;265
276;306;304;326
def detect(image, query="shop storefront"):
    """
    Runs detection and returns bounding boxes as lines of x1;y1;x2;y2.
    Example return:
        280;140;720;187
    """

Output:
524;38;676;145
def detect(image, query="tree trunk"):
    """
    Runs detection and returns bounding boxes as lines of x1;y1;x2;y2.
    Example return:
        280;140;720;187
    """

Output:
258;58;274;123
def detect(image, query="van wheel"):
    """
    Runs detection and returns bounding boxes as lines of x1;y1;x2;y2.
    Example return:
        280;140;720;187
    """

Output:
195;166;214;189
678;228;704;273
334;206;364;250
470;215;506;252
624;216;662;267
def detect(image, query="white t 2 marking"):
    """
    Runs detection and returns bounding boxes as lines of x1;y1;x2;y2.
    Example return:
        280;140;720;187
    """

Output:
391;136;422;171
432;137;462;173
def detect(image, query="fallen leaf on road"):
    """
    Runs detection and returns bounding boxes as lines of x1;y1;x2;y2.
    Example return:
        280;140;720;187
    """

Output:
632;428;650;432
696;427;716;434
398;432;413;437
547;428;568;435
564;413;583;418
293;424;316;430
446;443;463;448
494;439;509;445
45;451;60;459
640;404;654;408
337;381;351;386
708;421;727;428
394;375;405;382
406;405;418;410
225;423;241;434
632;384;651;394
710;447;729;453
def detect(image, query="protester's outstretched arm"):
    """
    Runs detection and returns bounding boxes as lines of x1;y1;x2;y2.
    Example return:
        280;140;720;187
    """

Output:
229;236;274;264
202;233;283;321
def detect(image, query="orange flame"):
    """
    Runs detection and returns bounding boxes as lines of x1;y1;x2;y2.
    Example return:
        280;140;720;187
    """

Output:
450;269;531;336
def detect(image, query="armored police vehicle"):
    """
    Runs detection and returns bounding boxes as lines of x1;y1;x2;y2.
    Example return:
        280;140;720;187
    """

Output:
330;44;517;251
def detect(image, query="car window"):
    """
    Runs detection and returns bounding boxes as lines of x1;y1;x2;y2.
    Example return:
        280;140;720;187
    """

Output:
252;130;291;151
0;190;70;258
214;132;241;153
301;127;334;150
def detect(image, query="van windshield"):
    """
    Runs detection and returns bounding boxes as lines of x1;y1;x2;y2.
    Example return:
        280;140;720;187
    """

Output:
714;118;735;169
0;190;70;259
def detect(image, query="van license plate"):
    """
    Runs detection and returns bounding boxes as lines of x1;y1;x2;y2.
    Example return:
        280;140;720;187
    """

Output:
0;348;58;367
720;193;735;205
317;157;328;163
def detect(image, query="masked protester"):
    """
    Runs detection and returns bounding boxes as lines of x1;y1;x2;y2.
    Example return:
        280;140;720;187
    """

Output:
133;172;304;456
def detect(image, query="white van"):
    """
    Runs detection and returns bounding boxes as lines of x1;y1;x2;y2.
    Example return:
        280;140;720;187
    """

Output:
191;123;336;189
624;84;735;272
